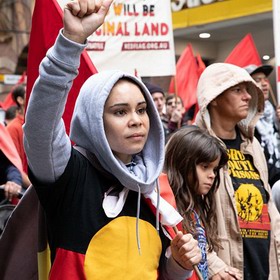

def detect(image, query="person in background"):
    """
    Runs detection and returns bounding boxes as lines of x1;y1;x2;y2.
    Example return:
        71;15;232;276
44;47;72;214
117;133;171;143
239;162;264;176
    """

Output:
195;63;280;279
23;0;202;279
144;82;170;139
244;64;280;187
0;122;23;204
163;126;241;280
144;82;166;117
6;84;30;188
4;105;17;126
162;94;190;142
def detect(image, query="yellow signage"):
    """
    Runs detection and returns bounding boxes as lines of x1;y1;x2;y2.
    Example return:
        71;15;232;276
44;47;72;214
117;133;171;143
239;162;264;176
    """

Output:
172;0;272;29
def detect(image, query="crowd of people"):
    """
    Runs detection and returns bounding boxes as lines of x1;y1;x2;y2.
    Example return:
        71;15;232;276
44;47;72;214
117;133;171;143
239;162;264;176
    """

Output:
1;0;280;279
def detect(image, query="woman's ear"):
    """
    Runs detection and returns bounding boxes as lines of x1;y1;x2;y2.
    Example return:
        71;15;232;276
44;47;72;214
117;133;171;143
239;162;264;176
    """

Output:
17;96;24;106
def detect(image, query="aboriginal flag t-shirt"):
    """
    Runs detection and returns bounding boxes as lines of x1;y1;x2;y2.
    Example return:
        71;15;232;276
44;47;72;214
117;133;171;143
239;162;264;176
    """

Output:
222;129;270;280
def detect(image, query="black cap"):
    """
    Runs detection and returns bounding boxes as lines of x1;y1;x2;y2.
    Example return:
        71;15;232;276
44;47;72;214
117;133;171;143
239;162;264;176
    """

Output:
144;82;165;96
244;64;273;77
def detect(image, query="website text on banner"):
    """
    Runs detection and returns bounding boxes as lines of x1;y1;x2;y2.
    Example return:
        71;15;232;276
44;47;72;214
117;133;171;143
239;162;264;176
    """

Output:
58;0;176;77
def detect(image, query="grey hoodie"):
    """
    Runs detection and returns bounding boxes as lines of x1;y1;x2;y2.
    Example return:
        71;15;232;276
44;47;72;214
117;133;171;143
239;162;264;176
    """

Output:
70;70;164;195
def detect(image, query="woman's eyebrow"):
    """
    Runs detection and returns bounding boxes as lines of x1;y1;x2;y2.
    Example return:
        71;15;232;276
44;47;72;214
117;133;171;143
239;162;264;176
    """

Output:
108;100;147;109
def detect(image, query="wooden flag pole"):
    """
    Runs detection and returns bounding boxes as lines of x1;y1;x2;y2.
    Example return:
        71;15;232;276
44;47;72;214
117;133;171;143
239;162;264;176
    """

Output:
269;84;278;107
173;75;181;129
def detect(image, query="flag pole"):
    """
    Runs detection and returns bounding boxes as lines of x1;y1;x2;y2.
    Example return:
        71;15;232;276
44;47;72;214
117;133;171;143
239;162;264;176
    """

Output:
273;0;280;103
269;85;278;107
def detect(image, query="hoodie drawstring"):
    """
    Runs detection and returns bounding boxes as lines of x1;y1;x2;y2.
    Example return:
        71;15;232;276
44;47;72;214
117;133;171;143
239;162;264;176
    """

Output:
136;183;141;255
156;180;160;233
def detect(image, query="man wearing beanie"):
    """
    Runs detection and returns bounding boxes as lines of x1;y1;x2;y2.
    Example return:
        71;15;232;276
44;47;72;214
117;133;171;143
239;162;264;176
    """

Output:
144;82;169;139
244;64;280;187
144;82;166;117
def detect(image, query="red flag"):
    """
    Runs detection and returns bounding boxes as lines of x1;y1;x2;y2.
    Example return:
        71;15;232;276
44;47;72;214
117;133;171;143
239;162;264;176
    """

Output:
224;34;261;67
169;44;200;112
191;53;206;122
26;0;97;134
196;53;206;77
0;72;26;110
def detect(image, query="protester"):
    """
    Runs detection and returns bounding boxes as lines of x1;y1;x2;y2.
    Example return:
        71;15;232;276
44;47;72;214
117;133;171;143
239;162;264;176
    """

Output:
144;82;166;116
195;62;280;279
7;85;26;170
4;105;17;126
144;81;171;140
161;93;190;141
0;123;23;204
163;126;241;280
7;84;30;188
23;0;201;279
244;64;280;186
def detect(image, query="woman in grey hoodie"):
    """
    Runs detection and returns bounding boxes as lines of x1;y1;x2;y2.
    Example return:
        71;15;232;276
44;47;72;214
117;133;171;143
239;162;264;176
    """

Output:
23;0;201;279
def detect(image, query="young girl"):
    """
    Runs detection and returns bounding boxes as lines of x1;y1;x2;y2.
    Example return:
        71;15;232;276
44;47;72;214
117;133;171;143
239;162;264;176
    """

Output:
22;1;201;279
164;126;228;279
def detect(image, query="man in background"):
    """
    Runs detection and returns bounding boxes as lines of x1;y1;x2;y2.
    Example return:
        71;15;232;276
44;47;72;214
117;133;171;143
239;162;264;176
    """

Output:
244;64;280;187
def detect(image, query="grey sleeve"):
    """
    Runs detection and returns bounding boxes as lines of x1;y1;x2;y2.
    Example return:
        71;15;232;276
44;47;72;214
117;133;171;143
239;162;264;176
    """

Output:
23;30;86;183
272;181;280;213
161;251;194;280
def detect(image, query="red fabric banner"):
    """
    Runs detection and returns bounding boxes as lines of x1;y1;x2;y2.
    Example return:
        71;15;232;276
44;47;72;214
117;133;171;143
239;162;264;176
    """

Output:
169;44;201;112
26;0;97;134
224;34;261;67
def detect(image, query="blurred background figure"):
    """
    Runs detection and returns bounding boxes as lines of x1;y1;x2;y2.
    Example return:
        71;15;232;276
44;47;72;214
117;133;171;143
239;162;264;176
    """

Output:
144;82;166;117
163;94;190;142
6;84;30;188
144;82;170;140
4;106;17;126
244;64;280;187
0;122;23;204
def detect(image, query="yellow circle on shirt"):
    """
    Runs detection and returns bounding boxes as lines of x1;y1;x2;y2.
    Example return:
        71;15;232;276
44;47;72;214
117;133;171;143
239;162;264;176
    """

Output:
235;183;263;222
84;216;162;279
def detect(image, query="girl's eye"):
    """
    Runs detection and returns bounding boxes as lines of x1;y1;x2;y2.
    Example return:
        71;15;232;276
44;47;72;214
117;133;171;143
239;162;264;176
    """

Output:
201;163;209;169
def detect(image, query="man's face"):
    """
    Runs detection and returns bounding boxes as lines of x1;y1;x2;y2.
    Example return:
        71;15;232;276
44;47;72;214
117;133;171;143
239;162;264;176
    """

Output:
166;97;184;117
152;92;165;115
251;72;270;100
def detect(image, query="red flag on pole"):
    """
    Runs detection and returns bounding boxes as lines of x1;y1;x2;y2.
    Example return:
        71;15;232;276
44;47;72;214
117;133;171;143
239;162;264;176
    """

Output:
26;0;97;134
191;53;206;122
196;53;206;77
169;44;201;112
224;34;261;67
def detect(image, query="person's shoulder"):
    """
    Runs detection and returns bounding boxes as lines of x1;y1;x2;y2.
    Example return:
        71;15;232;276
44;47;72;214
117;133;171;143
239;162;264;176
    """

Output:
7;115;23;130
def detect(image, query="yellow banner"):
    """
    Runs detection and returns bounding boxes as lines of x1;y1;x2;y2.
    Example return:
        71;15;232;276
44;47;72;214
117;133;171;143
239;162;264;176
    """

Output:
172;0;272;29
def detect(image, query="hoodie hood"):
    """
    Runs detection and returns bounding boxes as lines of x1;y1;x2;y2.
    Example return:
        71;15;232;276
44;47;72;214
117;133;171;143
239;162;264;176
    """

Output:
195;63;264;139
70;70;165;195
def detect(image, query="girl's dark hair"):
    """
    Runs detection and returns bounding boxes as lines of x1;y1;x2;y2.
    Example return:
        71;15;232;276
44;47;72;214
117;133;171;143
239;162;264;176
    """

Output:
164;125;228;251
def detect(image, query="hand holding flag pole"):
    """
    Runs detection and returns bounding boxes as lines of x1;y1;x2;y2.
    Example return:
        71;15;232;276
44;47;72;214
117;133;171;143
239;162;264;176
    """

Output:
172;225;203;280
